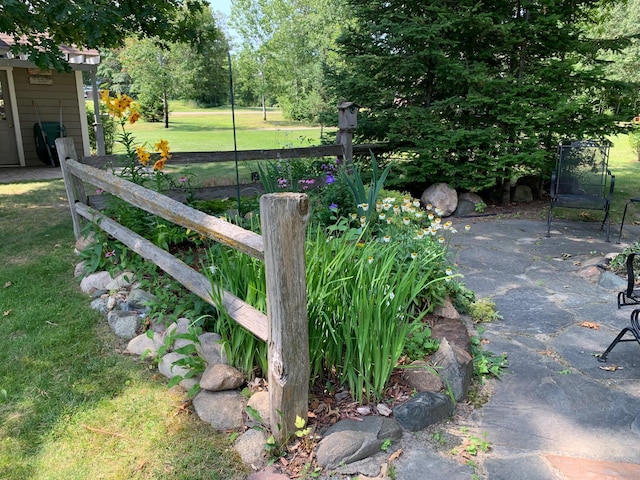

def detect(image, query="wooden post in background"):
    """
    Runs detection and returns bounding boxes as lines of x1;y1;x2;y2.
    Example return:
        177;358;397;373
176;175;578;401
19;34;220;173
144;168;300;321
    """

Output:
337;101;359;169
56;137;86;238
260;193;310;441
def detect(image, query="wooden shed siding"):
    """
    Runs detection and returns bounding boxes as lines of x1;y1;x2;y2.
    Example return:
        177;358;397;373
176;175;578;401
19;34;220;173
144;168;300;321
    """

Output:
13;68;85;165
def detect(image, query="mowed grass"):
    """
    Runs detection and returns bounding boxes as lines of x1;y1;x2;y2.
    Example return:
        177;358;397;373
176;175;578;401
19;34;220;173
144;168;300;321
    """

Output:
107;102;335;186
114;103;333;153
0;181;248;480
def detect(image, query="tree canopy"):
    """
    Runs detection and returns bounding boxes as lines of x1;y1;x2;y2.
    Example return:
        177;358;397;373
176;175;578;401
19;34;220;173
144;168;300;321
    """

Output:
328;0;635;200
0;0;208;70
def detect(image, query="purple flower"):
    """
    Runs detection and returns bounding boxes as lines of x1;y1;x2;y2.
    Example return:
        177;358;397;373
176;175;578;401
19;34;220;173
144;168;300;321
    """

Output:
96;188;104;195
325;173;335;185
179;176;188;183
329;203;338;211
105;250;116;258
278;178;288;188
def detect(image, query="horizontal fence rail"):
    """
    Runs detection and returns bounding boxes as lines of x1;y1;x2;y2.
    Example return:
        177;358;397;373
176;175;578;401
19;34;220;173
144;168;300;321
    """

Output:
55;137;311;441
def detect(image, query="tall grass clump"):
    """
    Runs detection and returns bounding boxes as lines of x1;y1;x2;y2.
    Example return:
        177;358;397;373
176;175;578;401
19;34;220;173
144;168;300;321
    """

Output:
207;155;462;402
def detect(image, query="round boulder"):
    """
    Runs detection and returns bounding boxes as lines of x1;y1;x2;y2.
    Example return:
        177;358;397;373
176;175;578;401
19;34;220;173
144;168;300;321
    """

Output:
420;183;458;217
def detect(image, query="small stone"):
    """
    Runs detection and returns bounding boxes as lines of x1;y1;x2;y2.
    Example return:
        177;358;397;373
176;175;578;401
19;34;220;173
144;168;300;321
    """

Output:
247;390;270;427
74;261;86;278
126;289;157;312
376;403;392;416
200;363;245;391
125;333;157;357
80;271;113;294
316;417;402;469
433;296;460;320
107;310;141;339
420;183;458;217
198;332;227;365
90;297;108;314
247;466;290;480
578;266;602;283
432;337;473;402
192;390;246;430
402;360;445;392
106;271;135;290
158;352;190;379
234;428;268;468
356;406;372;416
393;391;454;431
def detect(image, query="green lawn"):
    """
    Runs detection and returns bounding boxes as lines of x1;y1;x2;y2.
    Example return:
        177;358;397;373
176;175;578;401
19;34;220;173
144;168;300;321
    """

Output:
110;102;334;153
0;181;248;480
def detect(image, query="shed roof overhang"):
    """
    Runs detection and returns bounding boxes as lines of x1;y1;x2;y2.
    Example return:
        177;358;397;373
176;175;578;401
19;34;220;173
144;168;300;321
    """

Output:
0;34;100;71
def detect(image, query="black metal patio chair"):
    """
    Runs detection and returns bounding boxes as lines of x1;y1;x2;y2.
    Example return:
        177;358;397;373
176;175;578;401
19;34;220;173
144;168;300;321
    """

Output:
546;140;614;242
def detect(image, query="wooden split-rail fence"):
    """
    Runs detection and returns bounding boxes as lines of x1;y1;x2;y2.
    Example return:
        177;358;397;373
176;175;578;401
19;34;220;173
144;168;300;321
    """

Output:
54;122;367;440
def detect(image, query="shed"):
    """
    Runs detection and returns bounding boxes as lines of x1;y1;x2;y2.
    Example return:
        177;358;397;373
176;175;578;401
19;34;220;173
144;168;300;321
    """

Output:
0;34;101;167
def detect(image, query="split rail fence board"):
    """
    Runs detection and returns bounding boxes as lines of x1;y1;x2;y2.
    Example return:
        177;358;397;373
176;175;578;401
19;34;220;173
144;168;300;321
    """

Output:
74;202;269;341
55;137;310;441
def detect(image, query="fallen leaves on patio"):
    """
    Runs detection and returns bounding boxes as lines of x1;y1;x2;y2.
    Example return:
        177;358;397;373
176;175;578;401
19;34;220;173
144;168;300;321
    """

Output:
598;364;623;372
580;321;600;330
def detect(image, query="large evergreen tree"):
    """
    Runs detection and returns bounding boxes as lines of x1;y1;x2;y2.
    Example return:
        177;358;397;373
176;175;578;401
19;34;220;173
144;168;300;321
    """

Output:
329;0;630;200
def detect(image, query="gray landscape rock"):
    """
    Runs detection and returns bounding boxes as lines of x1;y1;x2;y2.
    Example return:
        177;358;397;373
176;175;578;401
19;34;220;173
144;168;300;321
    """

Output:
125;333;157;357
431;337;473;401
165;317;196;351
247;390;270;426
74;261;86;278
126;289;156;312
158;352;190;379
90;296;109;314
393;392;454;431
316;417;402;469
200;363;245;391
598;270;628;291
105;271;135;290
454;192;484;217
334;451;391;478
512;184;533;203
420;183;458;217
198;332;227;365
107;310;142;339
192;390;246;430
433;296;460;320
234;428;268;468
402;360;444;392
80;271;113;294
247;466;290;480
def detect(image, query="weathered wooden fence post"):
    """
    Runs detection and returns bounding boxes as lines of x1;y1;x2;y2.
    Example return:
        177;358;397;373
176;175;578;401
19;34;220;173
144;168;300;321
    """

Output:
337;101;359;169
56;137;86;238
260;193;310;442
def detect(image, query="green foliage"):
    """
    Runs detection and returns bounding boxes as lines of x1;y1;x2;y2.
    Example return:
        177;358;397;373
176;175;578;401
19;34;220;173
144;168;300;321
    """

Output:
629;122;640;162
154;318;207;398
470;328;508;382
404;327;440;361
330;0;629;198
469;297;503;324
0;0;212;71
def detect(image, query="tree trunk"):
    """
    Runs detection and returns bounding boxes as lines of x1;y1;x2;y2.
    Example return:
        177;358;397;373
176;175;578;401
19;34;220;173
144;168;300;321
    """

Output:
501;177;511;205
163;89;169;129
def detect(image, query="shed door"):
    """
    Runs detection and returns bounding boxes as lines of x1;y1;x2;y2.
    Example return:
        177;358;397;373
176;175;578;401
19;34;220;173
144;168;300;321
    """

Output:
0;70;19;165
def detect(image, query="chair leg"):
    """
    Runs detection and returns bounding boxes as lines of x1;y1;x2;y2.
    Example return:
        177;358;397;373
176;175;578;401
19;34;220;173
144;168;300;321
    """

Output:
546;201;555;238
598;327;640;362
618;201;631;244
599;309;640;362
